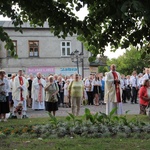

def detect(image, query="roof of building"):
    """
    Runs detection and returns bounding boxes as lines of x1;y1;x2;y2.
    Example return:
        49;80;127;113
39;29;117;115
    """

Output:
0;21;50;29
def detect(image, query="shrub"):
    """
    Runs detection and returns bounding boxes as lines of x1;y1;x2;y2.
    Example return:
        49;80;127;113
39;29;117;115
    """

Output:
0;132;6;139
0;108;150;139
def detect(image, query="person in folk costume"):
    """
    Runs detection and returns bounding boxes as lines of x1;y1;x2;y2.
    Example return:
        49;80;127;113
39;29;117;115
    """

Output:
32;72;46;110
12;70;28;118
104;64;123;115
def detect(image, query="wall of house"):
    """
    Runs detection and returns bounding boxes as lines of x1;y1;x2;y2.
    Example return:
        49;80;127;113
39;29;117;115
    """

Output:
0;28;90;77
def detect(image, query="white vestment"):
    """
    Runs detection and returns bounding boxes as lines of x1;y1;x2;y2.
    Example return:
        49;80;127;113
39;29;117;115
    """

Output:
32;77;46;110
104;71;123;115
13;75;27;111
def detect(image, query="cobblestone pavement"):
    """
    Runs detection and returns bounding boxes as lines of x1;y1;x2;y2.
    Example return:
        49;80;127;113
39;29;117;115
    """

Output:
26;101;140;118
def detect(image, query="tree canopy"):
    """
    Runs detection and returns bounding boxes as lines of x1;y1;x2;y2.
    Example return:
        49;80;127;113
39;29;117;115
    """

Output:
0;0;150;59
107;46;150;75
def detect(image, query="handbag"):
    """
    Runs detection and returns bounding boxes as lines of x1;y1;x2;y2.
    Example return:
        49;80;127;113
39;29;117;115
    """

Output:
48;95;57;103
82;99;88;105
0;94;6;102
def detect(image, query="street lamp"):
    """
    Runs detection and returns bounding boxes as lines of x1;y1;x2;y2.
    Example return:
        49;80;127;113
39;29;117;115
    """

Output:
70;49;84;74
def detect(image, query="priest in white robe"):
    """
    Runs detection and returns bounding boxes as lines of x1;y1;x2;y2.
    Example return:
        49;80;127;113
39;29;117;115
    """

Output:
13;70;28;118
32;72;46;110
104;64;123;115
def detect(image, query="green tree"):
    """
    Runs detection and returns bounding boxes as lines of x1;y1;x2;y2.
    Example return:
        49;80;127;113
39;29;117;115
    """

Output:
98;66;109;73
107;46;150;75
0;0;150;59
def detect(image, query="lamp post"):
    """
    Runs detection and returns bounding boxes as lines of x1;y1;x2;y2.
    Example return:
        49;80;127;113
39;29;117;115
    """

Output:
70;49;84;74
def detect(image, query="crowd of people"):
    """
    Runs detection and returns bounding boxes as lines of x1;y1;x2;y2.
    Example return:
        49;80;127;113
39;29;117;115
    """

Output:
0;65;150;121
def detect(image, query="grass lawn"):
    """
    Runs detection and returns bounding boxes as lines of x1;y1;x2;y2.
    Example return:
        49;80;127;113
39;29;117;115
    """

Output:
0;137;150;150
0;117;50;127
0;115;149;150
0;114;149;127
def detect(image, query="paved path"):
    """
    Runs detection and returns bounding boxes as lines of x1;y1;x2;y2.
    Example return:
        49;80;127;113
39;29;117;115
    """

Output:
26;101;140;118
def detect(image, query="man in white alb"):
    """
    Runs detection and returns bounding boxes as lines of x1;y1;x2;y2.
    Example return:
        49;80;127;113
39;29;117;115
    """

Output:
32;72;46;110
13;70;28;118
104;64;123;115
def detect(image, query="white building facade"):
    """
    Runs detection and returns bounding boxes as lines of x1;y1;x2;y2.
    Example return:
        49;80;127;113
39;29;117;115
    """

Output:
0;21;90;77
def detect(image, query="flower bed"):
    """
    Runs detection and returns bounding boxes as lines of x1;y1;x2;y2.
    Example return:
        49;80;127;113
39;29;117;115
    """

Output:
0;108;150;139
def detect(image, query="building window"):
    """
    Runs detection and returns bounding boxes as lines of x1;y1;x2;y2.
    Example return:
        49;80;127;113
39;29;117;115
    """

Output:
61;41;71;56
29;41;39;57
7;40;17;57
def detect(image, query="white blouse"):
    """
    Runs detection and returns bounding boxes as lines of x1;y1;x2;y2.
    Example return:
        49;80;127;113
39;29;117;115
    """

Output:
92;79;101;86
64;83;69;96
0;78;9;96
